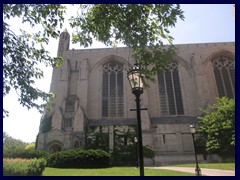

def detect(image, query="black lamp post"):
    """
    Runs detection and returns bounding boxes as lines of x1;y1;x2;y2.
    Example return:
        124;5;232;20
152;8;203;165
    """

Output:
134;137;139;168
190;124;202;176
127;63;144;176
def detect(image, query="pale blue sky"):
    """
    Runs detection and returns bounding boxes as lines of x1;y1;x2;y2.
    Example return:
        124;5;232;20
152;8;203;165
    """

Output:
172;4;235;44
3;4;235;143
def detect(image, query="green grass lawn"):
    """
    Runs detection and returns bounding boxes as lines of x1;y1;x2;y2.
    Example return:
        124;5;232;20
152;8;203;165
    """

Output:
43;167;194;176
42;163;235;176
172;163;235;171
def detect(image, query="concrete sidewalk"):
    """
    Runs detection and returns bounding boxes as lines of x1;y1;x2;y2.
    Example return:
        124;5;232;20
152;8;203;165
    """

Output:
146;166;235;176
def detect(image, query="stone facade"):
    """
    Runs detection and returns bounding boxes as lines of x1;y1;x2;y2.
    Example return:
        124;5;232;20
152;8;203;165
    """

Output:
36;29;235;165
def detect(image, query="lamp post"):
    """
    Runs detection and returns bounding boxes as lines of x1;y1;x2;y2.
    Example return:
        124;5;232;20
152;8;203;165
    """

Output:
190;124;202;176
134;137;139;168
127;63;144;176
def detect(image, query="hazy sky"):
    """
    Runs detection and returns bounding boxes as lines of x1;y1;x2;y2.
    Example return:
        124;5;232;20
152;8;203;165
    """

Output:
3;4;235;143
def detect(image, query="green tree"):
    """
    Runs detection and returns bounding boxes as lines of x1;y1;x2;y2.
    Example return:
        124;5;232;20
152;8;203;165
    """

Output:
70;4;184;82
25;143;36;150
3;132;28;151
198;97;235;158
39;113;52;133
3;4;66;117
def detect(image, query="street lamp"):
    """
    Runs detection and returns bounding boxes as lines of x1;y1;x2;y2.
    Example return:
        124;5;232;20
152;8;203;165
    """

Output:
190;124;202;176
134;137;139;168
127;63;144;176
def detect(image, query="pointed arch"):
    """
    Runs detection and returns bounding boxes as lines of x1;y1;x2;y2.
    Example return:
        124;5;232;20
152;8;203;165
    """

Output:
47;140;63;153
204;50;234;65
89;54;131;74
206;50;235;98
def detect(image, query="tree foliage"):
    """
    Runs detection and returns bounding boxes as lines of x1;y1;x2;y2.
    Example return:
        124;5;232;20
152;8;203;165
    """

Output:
3;132;47;159
3;4;66;117
3;132;28;151
38;113;52;133
25;143;36;150
70;4;184;81
198;97;235;157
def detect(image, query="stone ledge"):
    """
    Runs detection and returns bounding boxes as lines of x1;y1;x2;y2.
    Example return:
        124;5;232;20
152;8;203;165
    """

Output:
87;118;137;126
151;116;198;124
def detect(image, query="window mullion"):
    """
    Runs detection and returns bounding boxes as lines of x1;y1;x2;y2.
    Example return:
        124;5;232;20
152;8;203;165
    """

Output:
171;70;177;115
227;68;235;97
115;71;118;117
108;72;110;117
163;73;169;114
219;68;227;97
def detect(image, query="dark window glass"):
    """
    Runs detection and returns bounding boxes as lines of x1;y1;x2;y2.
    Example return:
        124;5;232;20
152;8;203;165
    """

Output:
158;61;184;115
173;70;184;114
65;101;75;112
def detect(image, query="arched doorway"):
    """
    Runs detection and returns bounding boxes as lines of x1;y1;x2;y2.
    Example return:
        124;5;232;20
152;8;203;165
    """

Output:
49;144;62;153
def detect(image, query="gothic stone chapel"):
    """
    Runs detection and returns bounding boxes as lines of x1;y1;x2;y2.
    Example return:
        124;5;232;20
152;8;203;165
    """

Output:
36;29;235;165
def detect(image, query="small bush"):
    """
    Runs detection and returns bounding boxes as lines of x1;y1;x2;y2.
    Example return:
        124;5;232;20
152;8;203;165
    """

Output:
143;145;155;159
27;158;47;176
3;158;47;176
111;152;136;166
47;149;111;168
111;145;155;166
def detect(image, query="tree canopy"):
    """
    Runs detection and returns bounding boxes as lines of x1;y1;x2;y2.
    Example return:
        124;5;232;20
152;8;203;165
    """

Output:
70;4;184;81
3;132;29;151
198;97;235;158
3;4;184;117
3;4;66;117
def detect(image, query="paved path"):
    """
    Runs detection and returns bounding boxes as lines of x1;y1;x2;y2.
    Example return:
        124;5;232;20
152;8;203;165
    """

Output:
146;167;235;176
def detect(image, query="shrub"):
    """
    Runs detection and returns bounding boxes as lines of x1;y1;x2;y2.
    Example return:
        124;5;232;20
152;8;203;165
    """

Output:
3;158;46;176
3;158;29;176
47;149;111;168
111;144;155;166
27;158;47;176
111;152;136;166
143;145;155;159
4;149;48;159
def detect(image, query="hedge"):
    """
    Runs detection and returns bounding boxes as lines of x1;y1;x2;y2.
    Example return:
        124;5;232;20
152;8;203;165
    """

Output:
3;158;46;176
47;149;111;168
4;149;48;159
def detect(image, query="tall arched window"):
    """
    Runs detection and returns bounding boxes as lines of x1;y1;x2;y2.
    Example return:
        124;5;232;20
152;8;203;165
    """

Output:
212;56;235;98
102;61;124;117
158;61;184;115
